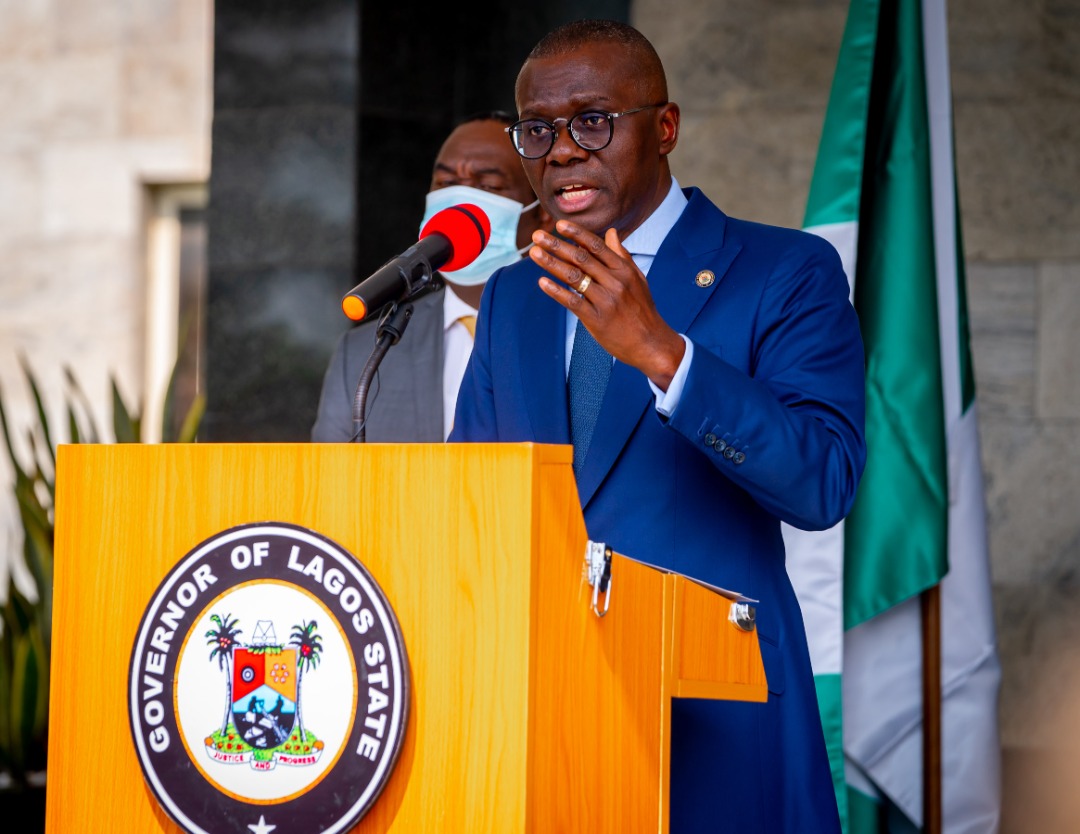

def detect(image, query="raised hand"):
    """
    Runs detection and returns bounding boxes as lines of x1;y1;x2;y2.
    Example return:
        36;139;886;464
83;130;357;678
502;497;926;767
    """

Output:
530;220;686;391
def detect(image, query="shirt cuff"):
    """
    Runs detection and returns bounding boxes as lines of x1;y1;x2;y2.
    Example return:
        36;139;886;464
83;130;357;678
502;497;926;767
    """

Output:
649;335;693;417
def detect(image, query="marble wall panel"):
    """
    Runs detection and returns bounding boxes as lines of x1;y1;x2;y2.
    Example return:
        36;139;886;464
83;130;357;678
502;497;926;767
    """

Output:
671;109;824;229
0;0;53;60
123;43;212;139
129;0;212;47
213;0;358;111
40;144;142;238
201;265;353;441
949;0;1080;103
204;0;359;441
39;52;125;142
1036;262;1080;420
207;108;356;272
967;263;1038;422
638;0;847;112
2;236;144;426
954;99;1080;262
0;151;43;244
53;0;130;52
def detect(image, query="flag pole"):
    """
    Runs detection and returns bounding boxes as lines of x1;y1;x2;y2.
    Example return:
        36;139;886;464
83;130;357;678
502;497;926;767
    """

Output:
921;583;942;833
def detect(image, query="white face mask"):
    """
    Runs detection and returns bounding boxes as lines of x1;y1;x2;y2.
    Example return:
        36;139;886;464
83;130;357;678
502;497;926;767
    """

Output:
419;185;539;287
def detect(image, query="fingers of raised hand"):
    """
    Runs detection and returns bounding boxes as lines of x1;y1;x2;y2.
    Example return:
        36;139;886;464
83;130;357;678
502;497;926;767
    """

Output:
553;221;616;264
537;275;586;313
529;231;596;290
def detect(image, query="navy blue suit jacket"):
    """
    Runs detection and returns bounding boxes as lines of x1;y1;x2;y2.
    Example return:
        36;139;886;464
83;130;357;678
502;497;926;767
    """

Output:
450;188;865;832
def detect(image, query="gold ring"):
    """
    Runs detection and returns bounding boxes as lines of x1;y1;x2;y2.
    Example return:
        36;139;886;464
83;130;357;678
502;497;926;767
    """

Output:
577;276;592;294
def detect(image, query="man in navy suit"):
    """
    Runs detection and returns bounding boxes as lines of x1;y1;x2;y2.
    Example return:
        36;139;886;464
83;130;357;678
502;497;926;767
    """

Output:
450;19;865;833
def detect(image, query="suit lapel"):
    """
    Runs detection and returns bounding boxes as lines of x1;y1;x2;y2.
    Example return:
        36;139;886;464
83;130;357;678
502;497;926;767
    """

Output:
576;190;744;508
517;273;571;444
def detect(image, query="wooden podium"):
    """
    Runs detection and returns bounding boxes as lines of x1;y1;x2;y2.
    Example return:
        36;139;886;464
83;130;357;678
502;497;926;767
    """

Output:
48;442;766;833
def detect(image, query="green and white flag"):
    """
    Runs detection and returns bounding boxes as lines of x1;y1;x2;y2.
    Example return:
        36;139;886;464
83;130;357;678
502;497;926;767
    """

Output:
785;0;1002;830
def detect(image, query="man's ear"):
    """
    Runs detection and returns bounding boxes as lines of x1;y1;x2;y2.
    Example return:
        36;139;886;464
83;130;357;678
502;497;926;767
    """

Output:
659;102;680;156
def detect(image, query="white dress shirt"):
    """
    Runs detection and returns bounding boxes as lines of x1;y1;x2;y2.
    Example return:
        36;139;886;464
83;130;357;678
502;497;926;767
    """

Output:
442;285;478;439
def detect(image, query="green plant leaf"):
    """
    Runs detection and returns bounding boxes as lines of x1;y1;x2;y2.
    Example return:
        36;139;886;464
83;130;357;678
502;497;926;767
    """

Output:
13;471;51;543
160;310;204;443
67;402;82;445
2;354;201;783
24;430;56;510
10;628;41;778
19;356;57;474
111;378;139;443
20;522;53;650
176;392;206;444
17;500;52;611
160;355;181;443
4;586;35;637
64;366;101;444
27;622;49;740
0;384;30;484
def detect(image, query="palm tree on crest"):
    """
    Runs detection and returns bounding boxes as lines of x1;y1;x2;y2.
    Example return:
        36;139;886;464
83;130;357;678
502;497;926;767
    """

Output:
206;613;243;735
289;620;323;743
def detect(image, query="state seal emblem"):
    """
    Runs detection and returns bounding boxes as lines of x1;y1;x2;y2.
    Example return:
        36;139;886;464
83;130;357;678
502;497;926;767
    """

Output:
128;522;409;834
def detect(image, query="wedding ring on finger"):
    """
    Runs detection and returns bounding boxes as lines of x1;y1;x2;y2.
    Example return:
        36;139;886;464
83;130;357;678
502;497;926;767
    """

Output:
577;276;592;294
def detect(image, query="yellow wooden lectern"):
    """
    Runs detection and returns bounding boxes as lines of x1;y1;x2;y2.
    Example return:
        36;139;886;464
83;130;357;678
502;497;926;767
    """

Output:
48;442;765;833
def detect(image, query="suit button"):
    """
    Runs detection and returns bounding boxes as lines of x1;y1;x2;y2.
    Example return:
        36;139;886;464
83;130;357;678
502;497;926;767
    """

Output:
714;439;728;453
704;433;717;447
724;446;736;460
733;451;746;464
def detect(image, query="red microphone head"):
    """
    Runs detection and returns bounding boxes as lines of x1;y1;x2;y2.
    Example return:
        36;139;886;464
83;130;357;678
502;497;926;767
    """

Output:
419;204;491;272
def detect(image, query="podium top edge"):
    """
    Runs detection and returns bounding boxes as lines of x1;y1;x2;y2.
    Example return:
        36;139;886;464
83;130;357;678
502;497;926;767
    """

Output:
56;441;573;461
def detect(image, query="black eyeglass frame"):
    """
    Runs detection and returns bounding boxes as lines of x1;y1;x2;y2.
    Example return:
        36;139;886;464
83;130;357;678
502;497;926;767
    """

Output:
505;102;668;159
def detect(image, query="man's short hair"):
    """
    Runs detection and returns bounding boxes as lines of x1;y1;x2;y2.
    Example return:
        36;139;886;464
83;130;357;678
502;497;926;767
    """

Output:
526;19;667;102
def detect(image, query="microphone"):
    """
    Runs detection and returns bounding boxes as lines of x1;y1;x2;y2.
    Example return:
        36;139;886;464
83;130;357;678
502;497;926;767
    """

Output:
341;204;491;321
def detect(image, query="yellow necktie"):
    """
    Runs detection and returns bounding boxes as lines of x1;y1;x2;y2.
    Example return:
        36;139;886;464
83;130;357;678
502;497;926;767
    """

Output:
449;314;478;436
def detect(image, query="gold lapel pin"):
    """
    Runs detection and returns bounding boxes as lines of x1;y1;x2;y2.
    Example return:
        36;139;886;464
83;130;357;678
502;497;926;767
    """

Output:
695;269;715;288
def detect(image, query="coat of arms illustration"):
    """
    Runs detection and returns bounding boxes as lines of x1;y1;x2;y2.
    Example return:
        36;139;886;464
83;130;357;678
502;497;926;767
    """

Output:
204;614;325;769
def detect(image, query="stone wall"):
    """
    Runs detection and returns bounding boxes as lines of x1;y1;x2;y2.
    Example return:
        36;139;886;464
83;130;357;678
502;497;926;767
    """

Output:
0;0;213;591
636;0;1080;828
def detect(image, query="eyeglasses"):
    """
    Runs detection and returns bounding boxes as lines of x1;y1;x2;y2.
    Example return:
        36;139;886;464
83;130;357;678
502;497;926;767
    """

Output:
505;103;668;159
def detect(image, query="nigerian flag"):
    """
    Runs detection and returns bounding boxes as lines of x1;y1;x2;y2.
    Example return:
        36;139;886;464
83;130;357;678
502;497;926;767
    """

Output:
785;0;1002;831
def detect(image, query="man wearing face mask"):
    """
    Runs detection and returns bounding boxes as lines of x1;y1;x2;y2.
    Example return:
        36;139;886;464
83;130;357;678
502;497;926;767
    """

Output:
311;111;551;442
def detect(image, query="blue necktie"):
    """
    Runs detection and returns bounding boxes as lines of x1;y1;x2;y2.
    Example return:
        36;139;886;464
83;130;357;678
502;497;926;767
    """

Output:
568;318;612;476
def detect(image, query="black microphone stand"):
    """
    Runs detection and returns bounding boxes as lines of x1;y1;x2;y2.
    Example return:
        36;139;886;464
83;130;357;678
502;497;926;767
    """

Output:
351;302;414;443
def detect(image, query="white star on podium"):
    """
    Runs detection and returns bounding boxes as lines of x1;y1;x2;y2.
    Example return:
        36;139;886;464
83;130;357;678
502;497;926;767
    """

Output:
248;815;277;834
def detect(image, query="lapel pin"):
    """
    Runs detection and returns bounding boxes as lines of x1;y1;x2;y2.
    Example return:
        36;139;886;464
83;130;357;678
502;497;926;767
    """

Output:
695;269;715;288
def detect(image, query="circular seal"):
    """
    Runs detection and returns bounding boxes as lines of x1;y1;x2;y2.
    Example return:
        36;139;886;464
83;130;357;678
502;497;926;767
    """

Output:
128;522;409;834
694;269;715;288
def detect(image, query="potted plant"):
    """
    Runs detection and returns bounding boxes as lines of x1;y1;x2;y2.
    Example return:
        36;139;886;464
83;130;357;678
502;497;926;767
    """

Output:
0;357;203;825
